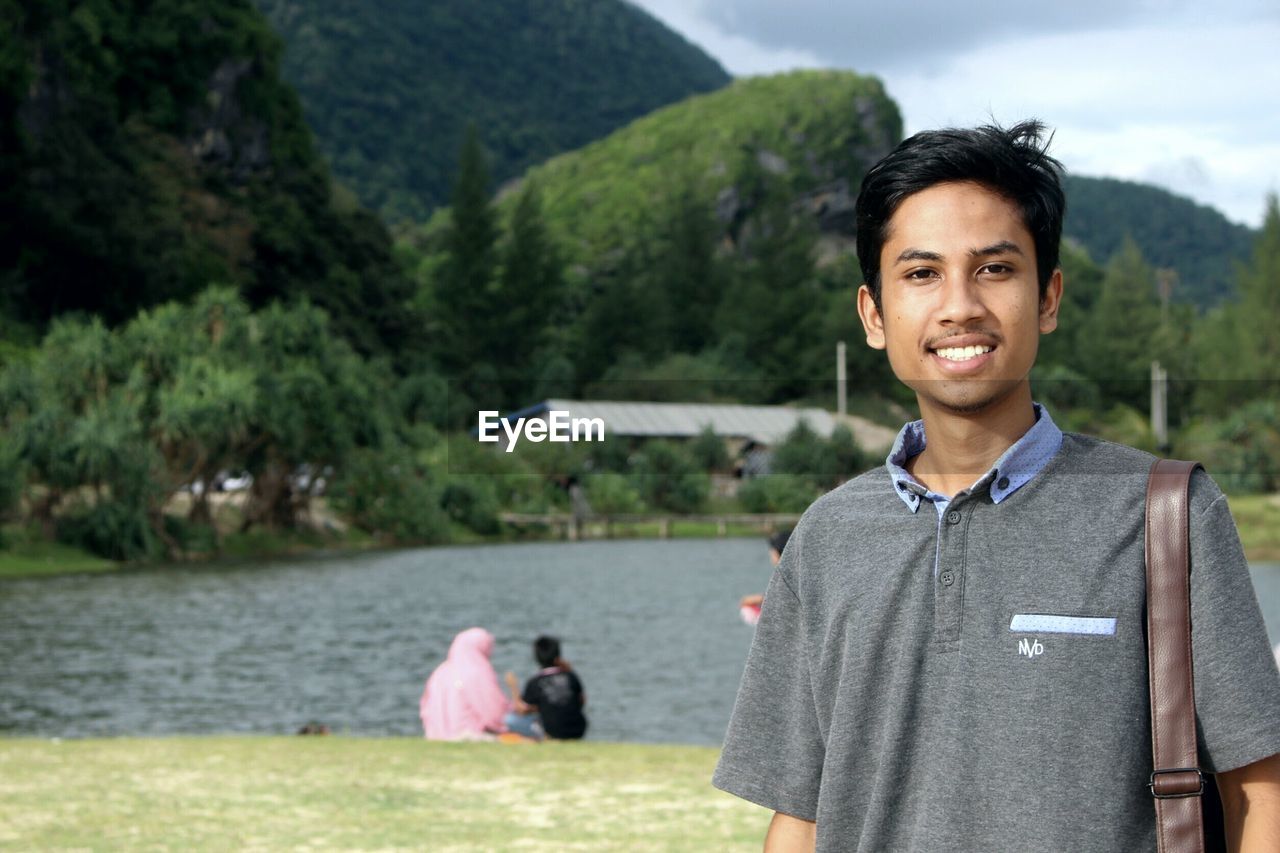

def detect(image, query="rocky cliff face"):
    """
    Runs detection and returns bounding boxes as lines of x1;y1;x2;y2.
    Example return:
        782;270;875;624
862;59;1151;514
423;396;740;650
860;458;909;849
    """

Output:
1;1;410;356
186;57;271;183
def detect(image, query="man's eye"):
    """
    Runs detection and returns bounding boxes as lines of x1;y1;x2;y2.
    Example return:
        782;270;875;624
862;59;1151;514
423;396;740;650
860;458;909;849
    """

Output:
905;268;937;281
981;263;1012;275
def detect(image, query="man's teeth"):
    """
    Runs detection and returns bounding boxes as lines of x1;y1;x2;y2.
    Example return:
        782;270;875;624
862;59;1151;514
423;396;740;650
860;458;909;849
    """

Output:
935;345;993;361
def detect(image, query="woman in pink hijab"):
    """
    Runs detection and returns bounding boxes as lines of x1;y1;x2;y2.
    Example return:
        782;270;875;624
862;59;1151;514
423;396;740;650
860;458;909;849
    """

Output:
420;627;512;740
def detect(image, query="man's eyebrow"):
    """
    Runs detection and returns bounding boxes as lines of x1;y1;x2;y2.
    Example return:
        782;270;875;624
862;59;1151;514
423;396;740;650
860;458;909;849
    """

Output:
970;240;1024;258
894;248;943;264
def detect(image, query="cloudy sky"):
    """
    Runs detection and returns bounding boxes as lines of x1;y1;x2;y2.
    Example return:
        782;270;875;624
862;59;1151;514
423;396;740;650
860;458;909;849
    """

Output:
629;0;1280;227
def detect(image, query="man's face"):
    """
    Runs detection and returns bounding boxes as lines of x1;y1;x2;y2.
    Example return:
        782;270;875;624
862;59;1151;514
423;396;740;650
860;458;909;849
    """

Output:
856;181;1062;416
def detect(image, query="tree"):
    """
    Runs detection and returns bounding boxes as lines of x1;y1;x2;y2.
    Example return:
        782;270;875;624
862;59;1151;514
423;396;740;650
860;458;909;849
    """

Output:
629;441;708;513
654;185;726;354
716;187;823;402
0;286;419;559
436;125;498;379
1192;194;1280;414
0;316;166;558
690;424;730;471
1234;195;1280;375
492;180;564;408
238;299;393;531
1077;237;1164;409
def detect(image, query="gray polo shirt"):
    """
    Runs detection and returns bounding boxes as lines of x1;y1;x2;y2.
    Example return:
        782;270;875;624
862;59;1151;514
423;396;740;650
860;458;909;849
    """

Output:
713;432;1280;852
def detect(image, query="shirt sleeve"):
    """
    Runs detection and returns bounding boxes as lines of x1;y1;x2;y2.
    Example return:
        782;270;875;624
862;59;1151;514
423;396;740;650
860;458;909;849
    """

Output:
1187;469;1280;773
712;529;825;821
521;678;538;707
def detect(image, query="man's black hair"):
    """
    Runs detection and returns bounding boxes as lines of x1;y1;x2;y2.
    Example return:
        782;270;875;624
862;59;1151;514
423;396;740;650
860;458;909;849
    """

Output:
534;635;560;668
854;120;1066;310
768;528;792;555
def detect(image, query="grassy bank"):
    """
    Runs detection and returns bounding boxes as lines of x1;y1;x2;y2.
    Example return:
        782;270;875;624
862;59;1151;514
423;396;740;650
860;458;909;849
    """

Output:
0;538;117;578
6;492;1278;580
0;522;382;580
0;737;769;850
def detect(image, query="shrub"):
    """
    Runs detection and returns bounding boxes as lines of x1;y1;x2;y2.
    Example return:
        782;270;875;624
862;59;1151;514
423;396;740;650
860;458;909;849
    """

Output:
771;418;864;489
689;425;730;472
329;448;451;543
1178;399;1280;494
56;501;158;562
440;476;502;535
630;441;708;513
584;472;645;515
737;475;819;513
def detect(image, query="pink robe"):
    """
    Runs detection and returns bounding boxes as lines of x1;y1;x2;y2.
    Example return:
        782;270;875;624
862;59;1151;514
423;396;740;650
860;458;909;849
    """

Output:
420;627;511;740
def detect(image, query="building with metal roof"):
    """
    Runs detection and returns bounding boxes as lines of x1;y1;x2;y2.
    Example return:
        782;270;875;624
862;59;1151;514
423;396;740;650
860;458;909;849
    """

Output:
500;399;896;452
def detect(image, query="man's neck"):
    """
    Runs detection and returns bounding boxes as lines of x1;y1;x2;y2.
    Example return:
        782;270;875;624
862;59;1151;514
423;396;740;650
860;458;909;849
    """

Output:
906;385;1037;498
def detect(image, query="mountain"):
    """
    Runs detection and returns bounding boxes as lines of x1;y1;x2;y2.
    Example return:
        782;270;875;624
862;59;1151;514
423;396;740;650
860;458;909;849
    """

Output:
393;58;1244;311
255;0;733;222
1063;175;1255;308
483;70;901;279
398;70;904;407
0;0;414;357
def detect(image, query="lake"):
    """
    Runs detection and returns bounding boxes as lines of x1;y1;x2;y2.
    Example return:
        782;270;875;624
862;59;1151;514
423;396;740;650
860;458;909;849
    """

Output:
2;539;1278;746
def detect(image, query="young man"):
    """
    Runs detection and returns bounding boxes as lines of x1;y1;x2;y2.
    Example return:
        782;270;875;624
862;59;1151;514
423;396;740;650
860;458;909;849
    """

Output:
713;122;1280;851
503;634;588;740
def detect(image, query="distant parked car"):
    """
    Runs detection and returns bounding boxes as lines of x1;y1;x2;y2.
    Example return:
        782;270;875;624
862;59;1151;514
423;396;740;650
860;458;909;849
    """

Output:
219;472;253;492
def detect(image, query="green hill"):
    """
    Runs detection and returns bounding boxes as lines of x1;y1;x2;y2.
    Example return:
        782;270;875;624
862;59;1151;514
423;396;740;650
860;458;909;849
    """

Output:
400;70;904;407
255;0;732;222
488;74;1255;304
1064;174;1255;308
0;0;415;358
491;70;901;276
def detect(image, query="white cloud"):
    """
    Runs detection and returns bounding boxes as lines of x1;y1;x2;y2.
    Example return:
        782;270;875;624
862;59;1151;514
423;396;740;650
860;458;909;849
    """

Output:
628;0;823;75
626;0;1280;226
880;23;1280;225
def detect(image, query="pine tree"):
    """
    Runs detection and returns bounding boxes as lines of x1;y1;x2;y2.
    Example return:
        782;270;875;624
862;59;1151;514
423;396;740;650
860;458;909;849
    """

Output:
1078;237;1164;408
655;187;725;354
493;180;563;405
1236;194;1280;373
437;125;498;376
716;190;821;401
1193;194;1280;412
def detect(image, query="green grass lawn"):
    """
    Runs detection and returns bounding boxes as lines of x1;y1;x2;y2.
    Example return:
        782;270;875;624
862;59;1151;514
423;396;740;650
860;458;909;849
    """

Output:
0;737;770;851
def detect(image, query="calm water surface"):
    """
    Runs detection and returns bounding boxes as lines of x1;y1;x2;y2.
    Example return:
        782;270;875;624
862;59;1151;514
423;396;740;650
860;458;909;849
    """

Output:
2;540;1278;746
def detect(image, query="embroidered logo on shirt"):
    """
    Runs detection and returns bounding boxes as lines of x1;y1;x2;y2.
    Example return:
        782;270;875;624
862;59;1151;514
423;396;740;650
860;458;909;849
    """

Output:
1017;638;1045;659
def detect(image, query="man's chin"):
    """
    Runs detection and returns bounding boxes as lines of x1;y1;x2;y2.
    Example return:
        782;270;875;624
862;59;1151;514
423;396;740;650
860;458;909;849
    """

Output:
913;380;1022;416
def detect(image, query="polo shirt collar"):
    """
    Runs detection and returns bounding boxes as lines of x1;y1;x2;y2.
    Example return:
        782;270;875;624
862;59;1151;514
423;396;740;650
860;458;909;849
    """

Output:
885;402;1063;513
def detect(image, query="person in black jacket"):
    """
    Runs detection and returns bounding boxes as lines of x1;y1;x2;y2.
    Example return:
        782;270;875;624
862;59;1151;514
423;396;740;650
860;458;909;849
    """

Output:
503;635;587;740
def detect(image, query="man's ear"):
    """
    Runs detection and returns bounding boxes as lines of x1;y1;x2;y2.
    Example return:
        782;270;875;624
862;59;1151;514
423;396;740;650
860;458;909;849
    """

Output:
1039;268;1063;334
857;284;887;350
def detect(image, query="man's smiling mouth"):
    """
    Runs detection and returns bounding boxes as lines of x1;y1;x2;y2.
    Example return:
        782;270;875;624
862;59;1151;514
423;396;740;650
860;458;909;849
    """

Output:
933;344;994;362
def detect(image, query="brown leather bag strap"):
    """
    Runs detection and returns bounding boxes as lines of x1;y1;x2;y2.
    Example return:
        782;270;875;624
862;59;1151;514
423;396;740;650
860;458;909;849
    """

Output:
1145;458;1206;853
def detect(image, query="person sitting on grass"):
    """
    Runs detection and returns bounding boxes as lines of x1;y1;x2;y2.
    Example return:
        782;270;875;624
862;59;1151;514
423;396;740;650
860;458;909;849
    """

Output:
503;635;587;741
420;627;511;741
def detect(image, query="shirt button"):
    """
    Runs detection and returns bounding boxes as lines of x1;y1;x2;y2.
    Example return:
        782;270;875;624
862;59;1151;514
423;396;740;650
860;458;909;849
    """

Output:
940;571;955;586
946;510;961;525
997;476;1010;490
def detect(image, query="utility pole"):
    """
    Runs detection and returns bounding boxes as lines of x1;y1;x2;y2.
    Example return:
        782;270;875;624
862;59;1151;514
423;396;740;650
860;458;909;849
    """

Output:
836;341;847;416
1151;360;1169;453
1156;268;1177;324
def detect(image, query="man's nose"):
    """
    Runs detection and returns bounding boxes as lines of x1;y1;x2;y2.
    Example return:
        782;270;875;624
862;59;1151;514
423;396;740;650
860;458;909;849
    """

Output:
936;273;989;325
